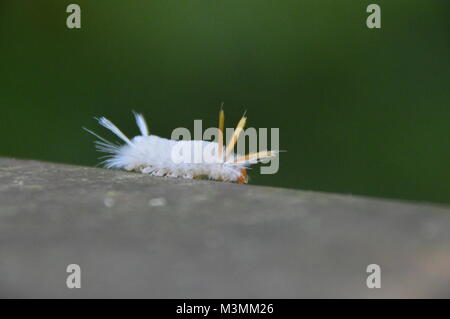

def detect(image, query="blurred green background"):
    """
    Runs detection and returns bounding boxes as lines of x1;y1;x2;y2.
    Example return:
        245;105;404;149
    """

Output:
0;0;448;203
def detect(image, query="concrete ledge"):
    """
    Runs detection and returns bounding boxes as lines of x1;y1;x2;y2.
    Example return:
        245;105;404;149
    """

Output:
0;158;449;298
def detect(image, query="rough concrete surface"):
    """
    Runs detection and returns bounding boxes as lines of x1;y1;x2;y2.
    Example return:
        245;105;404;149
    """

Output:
0;157;449;298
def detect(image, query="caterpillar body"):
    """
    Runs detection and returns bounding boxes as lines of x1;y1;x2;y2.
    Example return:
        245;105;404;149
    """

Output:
85;109;277;184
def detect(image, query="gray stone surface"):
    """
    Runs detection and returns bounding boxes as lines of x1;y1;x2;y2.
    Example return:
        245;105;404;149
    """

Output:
0;157;449;298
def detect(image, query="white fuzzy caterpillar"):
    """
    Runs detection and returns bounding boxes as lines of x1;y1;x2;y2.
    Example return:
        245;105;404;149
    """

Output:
85;110;277;184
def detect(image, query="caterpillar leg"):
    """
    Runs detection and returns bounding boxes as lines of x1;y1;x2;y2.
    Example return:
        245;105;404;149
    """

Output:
236;169;248;184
